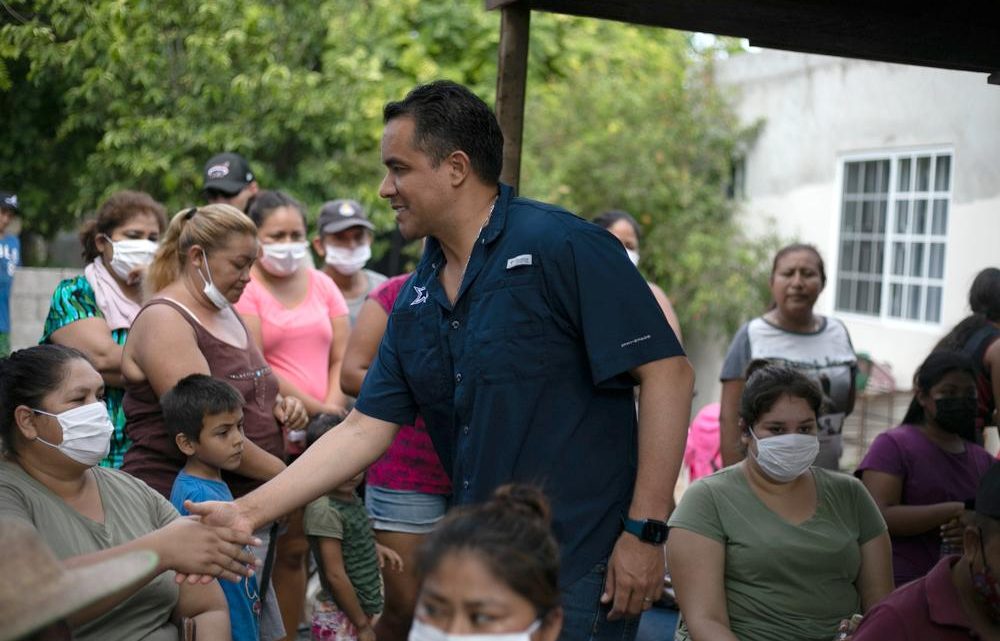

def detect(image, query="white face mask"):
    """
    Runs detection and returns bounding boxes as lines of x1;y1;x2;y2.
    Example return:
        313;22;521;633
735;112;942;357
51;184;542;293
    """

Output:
626;249;640;267
749;429;819;483
103;237;158;281
196;250;230;310
409;619;540;641
324;244;371;275
259;241;308;277
33;401;113;467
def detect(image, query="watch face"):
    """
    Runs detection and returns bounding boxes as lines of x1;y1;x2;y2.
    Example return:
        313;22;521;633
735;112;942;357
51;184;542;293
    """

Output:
641;521;668;545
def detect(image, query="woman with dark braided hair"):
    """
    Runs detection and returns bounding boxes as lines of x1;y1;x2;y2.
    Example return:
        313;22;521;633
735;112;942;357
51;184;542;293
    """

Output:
409;484;563;641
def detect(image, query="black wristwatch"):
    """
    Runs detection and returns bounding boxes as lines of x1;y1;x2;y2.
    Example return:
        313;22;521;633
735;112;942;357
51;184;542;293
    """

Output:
622;515;669;545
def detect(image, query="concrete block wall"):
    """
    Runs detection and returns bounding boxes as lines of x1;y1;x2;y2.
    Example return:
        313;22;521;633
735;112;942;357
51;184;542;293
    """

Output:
9;267;81;350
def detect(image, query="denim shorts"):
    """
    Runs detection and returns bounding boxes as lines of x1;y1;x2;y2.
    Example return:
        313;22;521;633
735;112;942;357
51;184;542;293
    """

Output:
364;485;449;535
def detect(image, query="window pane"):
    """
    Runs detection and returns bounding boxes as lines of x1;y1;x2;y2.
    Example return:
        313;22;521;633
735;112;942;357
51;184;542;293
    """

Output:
861;201;875;232
859;242;872;273
914;200;928;234
932;199;948;235
837;278;852;310
916;156;931;191
842;201;858;232
898;158;912;192
910;242;925;277
874;242;885;273
895;201;909;233
864;161;879;193
890;283;903;317
857;280;870;312
878;160;890;193
926;286;942;323
845;163;861;195
877;200;887;233
872;282;883;314
935;156;951;191
929;243;945;279
892;241;906;275
907;284;922;320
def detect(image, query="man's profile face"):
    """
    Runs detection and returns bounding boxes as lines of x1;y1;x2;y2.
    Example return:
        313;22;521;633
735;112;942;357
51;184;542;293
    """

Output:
379;115;451;241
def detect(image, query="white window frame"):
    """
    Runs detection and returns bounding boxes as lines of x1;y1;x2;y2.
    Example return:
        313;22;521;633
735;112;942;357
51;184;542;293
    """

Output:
833;146;953;328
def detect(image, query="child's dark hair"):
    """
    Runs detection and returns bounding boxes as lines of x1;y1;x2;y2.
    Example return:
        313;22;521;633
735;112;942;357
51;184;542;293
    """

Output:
740;360;823;429
0;345;89;457
416;484;560;617
161;374;244;442
306;412;348;448
901;351;977;426
592;210;641;241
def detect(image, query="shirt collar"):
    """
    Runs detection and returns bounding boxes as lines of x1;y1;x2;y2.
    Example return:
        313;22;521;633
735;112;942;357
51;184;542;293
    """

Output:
927;555;974;630
417;182;511;273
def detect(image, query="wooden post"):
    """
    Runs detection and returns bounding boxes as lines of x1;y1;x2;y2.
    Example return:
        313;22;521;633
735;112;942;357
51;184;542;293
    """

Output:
495;3;530;193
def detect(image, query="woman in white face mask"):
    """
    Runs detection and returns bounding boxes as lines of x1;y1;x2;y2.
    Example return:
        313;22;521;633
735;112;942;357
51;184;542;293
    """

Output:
41;190;166;469
122;203;308;641
239;191;352;637
591;210;682;345
410;484;563;641
667;362;893;641
313;199;387;326
0;344;261;641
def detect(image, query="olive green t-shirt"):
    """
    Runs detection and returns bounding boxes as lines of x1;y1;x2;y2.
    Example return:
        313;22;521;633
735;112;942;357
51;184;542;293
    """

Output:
304;493;383;615
669;465;886;641
0;462;180;641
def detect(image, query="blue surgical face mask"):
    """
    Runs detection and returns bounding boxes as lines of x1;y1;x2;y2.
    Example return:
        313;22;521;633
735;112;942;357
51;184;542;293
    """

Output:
408;618;541;641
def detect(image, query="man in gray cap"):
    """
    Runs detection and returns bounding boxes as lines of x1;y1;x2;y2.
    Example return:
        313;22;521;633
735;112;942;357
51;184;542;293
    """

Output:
853;461;1000;640
0;191;20;356
202;152;260;213
313;198;386;325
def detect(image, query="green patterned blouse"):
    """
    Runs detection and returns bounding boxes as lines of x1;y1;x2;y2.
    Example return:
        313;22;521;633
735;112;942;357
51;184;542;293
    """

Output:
40;275;129;468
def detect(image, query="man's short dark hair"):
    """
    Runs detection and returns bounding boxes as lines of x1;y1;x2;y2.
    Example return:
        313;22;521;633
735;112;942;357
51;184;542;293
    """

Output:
162;374;244;442
383;80;504;185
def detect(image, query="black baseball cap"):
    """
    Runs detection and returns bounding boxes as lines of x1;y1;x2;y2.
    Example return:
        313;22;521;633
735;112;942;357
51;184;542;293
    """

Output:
203;153;255;194
975;462;1000;519
317;199;375;235
0;192;19;213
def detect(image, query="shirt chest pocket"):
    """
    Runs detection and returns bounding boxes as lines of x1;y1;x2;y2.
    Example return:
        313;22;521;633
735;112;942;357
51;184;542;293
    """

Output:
392;312;452;404
470;278;548;384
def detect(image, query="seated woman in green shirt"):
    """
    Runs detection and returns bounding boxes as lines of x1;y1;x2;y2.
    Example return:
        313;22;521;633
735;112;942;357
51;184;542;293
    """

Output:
668;363;893;641
0;344;259;641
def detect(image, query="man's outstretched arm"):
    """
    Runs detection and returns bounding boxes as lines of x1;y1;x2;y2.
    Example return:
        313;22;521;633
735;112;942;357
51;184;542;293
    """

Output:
187;409;399;533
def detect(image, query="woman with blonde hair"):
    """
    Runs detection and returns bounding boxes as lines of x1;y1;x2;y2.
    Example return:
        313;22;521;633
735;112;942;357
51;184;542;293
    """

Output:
122;203;309;641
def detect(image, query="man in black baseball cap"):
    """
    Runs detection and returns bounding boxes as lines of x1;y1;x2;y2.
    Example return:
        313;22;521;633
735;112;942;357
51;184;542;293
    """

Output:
202;152;259;213
854;461;1000;640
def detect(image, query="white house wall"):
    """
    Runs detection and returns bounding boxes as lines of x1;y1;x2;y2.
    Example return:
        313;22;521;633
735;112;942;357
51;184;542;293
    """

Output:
715;50;1000;389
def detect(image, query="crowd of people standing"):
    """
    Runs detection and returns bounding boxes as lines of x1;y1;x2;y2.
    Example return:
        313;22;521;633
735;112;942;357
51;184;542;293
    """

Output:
0;79;998;641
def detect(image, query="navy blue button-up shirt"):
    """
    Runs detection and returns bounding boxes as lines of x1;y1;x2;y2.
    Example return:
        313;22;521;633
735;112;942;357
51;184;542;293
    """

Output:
356;184;683;586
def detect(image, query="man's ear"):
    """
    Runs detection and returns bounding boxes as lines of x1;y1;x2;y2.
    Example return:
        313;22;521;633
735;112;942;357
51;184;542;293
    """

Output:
312;236;325;257
175;433;197;456
446;150;472;187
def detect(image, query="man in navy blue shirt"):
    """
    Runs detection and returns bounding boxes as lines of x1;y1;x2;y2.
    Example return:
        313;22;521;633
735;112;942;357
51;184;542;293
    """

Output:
190;81;693;641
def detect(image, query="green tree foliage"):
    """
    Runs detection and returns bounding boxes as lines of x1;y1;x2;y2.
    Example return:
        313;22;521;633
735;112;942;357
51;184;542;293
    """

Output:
1;1;774;334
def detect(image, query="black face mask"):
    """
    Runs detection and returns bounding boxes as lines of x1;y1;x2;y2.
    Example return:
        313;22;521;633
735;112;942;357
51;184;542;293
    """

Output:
932;396;977;435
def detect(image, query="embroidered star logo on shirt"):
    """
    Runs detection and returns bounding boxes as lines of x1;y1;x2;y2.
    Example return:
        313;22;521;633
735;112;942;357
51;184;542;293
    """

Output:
411;286;429;306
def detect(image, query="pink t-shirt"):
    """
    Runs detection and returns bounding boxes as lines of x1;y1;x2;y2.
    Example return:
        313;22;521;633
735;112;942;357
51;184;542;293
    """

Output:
236;269;349;403
365;274;452;495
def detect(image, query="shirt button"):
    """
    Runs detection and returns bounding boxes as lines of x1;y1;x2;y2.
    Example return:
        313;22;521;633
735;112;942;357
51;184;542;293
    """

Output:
455;373;463;383
462;425;470;435
451;320;460;329
463;480;470;490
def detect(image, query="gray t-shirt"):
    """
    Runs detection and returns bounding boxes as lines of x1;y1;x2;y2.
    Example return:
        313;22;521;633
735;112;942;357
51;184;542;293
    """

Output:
669;465;886;641
720;316;857;468
347;269;388;326
0;462;180;641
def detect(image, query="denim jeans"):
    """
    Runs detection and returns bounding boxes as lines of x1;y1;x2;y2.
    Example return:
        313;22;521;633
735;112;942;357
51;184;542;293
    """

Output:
559;560;639;641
